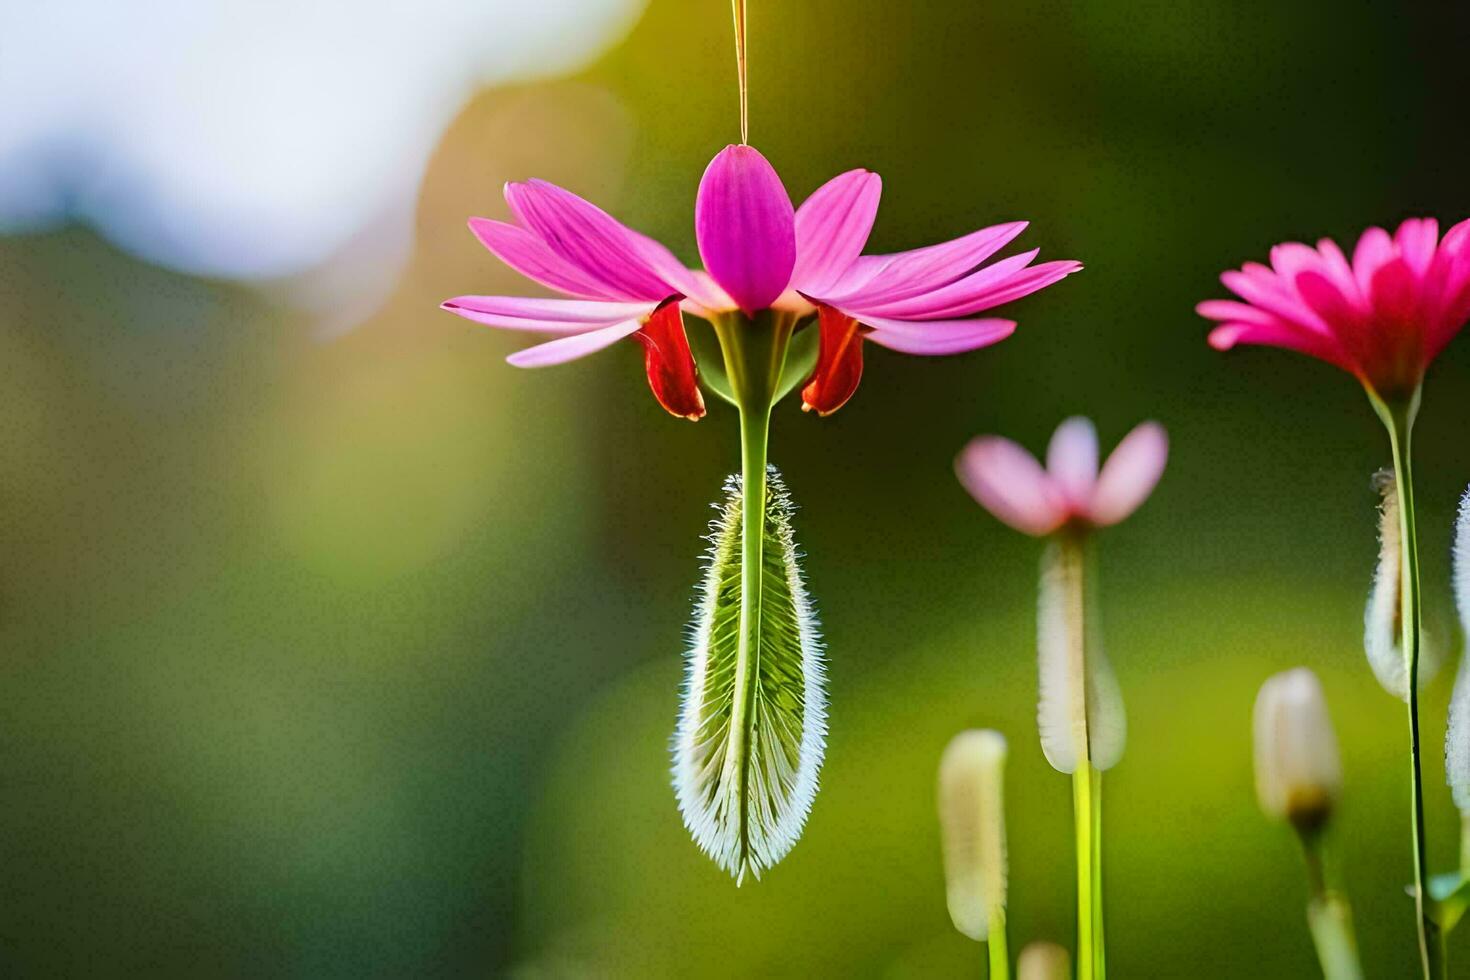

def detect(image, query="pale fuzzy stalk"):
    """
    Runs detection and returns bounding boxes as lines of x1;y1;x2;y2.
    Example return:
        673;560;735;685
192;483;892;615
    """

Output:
1301;837;1364;980
1053;536;1106;980
1375;390;1444;979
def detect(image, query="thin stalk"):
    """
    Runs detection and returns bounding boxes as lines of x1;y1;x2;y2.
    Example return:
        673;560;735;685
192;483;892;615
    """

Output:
730;0;748;143
1091;765;1105;980
1300;836;1364;980
1073;763;1097;980
1461;811;1470;877
1378;391;1444;979
713;311;793;860
1059;536;1105;980
988;907;1009;980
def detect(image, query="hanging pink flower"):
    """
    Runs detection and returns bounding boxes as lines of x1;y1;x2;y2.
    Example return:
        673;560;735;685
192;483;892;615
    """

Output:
956;417;1168;536
442;144;1080;418
1198;217;1470;401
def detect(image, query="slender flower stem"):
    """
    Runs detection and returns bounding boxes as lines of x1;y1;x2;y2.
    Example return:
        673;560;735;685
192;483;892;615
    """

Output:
1072;763;1097;980
1058;537;1106;980
1461;811;1470;877
1376;390;1444;979
730;0;748;143
988;907;1010;980
1300;835;1364;980
714;312;794;858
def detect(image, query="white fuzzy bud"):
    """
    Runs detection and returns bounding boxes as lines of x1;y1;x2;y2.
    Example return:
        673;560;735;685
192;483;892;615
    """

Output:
1253;668;1342;833
1017;941;1072;980
937;730;1008;941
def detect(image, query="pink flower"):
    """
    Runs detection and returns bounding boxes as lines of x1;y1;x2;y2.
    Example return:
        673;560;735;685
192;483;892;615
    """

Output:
442;144;1080;419
441;180;710;420
956;418;1168;536
786;168;1081;415
1198;217;1470;401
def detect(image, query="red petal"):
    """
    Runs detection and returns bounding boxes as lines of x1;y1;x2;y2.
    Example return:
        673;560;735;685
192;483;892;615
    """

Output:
634;299;706;420
801;304;865;416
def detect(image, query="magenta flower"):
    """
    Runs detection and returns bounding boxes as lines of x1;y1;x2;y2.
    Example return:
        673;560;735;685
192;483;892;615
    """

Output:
442;144;1080;418
955;417;1168;536
1198;217;1470;401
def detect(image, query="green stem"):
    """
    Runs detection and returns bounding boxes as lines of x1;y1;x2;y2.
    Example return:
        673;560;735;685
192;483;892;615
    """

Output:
1059;536;1105;980
1461;811;1470;878
1073;764;1097;980
1307;895;1364;980
1300;835;1364;980
987;908;1009;980
1375;390;1444;979
1091;766;1105;980
713;311;793;864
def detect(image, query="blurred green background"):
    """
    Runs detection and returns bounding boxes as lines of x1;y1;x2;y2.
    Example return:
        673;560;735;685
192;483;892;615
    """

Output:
4;1;1470;976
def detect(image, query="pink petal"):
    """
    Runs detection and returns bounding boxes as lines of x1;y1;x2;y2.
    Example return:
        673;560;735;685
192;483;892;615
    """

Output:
440;296;655;333
1197;299;1282;327
1204;319;1352;370
822;222;1029;306
852;249;1039;316
1220;263;1328;334
860;256;1080;320
790;169;882;295
505;319;645;368
1442;217;1470;256
677;270;738;318
1089;422;1168;526
467;218;610;299
862;317;1016;355
624;228;725;309
821;255;890;296
955;436;1066;537
695;145;797;314
1351;226;1396;297
504;180;675;302
1046;417;1099;509
1294;271;1364;336
1395;218;1439;279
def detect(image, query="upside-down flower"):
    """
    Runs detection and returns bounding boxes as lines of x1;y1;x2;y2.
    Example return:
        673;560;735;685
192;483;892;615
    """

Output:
955;416;1168;539
955;417;1166;979
1198;217;1470;403
442;144;1080;418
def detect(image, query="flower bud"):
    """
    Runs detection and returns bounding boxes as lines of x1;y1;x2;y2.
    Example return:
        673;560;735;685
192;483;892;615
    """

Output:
1446;486;1470;812
1017;941;1071;980
1253;668;1342;834
937;729;1008;941
1365;471;1441;698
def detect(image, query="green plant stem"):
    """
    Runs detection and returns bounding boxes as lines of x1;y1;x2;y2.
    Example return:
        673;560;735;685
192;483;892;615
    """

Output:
1301;836;1363;980
713;311;793;865
1376;390;1444;979
1073;763;1104;980
1058;536;1105;980
1461;812;1470;878
988;908;1009;980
